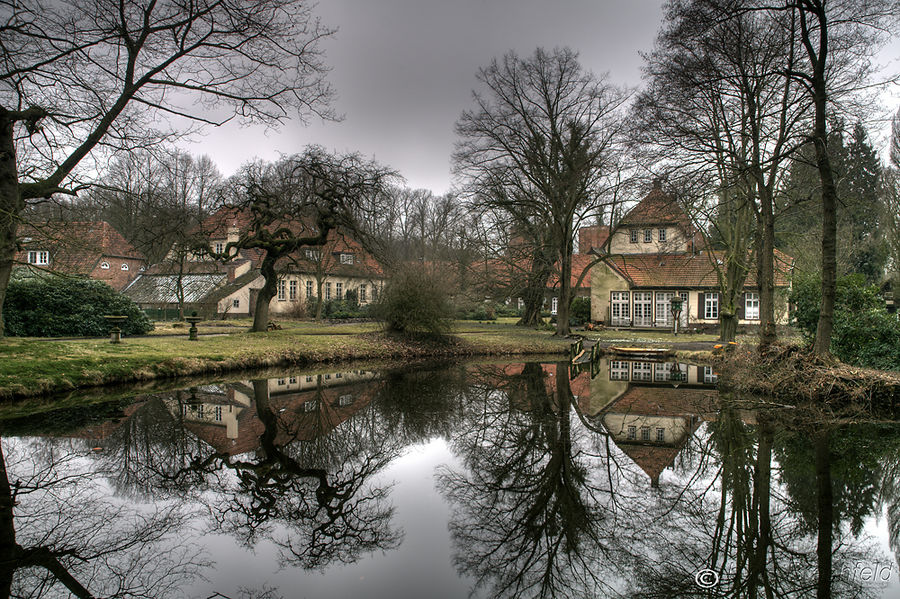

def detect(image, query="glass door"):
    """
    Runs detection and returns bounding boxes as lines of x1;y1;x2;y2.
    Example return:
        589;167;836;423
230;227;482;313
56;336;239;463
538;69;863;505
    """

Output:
633;292;652;327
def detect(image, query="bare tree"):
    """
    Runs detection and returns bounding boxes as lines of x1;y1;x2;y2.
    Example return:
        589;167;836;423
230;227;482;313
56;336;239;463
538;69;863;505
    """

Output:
0;0;336;335
455;47;628;336
633;0;810;344
210;148;394;332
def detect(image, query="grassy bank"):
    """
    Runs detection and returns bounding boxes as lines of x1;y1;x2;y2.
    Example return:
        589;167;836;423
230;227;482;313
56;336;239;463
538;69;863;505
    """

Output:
0;320;571;400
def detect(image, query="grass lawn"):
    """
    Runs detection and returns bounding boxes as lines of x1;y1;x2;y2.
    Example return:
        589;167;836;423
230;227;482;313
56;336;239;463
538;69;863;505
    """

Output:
0;319;571;400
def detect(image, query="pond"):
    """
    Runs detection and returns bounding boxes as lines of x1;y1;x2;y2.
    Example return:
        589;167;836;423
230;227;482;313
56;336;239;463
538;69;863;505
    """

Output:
1;358;899;598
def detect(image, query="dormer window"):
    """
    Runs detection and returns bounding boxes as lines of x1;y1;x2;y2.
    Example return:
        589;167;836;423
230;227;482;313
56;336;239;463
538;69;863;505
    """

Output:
214;241;225;254
121;263;129;271
643;229;652;243
305;249;320;261
339;253;353;265
27;250;49;265
658;228;667;242
629;230;638;243
100;261;110;269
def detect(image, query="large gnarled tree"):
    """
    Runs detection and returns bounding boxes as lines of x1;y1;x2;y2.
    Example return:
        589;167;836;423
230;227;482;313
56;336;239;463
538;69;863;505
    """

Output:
212;149;393;332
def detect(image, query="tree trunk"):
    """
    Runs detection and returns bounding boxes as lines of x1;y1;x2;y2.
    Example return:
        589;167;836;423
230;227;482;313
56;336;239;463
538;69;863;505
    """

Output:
252;256;278;332
315;275;324;322
720;311;738;342
517;251;551;327
0;440;19;596
758;186;777;348
0;113;24;338
815;429;833;599
813;125;838;357
555;240;573;337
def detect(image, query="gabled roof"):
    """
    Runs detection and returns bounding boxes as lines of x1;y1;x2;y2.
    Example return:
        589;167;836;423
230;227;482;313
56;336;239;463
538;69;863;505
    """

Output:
618;181;693;230
17;221;144;273
600;250;792;289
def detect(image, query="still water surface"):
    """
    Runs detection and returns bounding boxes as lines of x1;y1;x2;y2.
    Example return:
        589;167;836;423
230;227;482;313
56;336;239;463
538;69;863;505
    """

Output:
1;359;899;598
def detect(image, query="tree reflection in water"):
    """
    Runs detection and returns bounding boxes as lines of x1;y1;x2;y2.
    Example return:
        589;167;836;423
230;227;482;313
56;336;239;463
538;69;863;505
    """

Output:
122;376;405;571
438;361;620;598
0;436;204;598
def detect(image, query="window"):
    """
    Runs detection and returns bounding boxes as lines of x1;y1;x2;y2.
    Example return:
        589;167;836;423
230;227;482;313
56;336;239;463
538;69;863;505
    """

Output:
215;242;225;254
100;261;110;269
306;280;313;298
656;428;665;442
305;249;320;261
336;282;343;299
325;282;332;300
703;366;718;384
640;426;651;441
121;263;129;271
627;425;637;440
340;253;353;264
551;297;558;315
338;394;354;406
704;293;719;320
27;250;49;265
277;280;286;301
335;372;342;379
197;405;204;418
360;285;367;302
232;298;240;308
303;400;318;412
289;377;297;384
658;228;667;242
745;292;760;320
289;280;298;301
215;406;223;422
277;378;285;385
630;229;639;243
643;229;652;243
305;376;314;383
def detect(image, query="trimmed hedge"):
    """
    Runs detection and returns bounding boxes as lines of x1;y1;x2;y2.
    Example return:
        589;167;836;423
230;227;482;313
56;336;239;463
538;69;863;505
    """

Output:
5;275;153;337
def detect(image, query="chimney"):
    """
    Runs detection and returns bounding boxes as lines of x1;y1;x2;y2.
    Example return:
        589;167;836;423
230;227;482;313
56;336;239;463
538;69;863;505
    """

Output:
227;263;236;282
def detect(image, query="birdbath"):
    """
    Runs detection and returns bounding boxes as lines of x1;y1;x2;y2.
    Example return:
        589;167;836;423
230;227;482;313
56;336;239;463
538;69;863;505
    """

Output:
103;315;128;344
670;297;684;336
185;315;203;341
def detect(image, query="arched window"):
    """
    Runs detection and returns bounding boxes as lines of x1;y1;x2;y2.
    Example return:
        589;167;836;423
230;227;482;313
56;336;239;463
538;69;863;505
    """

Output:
121;263;129;271
100;261;110;269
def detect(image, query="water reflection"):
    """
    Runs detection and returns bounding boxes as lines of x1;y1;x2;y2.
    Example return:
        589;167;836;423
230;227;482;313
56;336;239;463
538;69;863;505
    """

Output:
0;359;898;598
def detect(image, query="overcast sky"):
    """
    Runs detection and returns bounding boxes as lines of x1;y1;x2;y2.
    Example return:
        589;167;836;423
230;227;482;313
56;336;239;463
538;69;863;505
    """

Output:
187;0;900;194
189;0;667;194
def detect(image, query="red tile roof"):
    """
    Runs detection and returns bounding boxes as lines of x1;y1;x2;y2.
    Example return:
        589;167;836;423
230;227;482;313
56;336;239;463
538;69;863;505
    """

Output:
619;182;693;229
578;226;610;253
602;250;792;289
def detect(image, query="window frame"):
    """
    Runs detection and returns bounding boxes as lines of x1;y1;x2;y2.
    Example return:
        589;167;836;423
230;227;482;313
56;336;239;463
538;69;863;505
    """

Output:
277;280;286;301
629;229;639;243
27;250;49;265
745;292;760;320
643;229;652;243
658;228;667;242
704;293;719;320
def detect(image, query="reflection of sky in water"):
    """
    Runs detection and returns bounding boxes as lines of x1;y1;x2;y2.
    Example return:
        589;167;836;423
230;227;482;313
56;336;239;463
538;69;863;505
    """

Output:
192;438;473;599
4;360;900;599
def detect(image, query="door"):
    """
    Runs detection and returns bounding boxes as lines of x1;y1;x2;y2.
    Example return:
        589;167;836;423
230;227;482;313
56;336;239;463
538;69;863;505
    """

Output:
610;291;630;326
633;292;652;327
655;292;674;327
